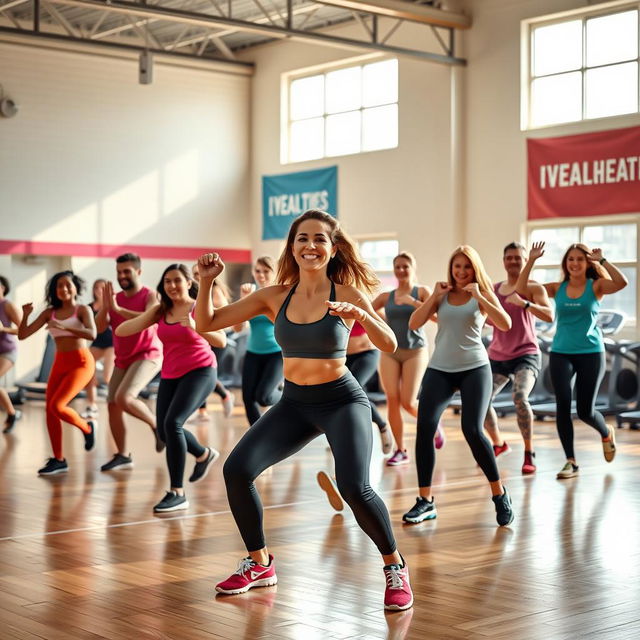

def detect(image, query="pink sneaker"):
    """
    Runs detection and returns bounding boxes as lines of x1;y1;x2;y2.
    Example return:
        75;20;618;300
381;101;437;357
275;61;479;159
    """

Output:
434;423;446;450
493;441;511;458
215;555;277;594
383;560;414;610
386;449;409;466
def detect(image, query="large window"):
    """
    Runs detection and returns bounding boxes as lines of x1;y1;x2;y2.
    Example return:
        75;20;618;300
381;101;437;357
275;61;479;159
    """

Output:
286;59;398;163
525;6;640;128
528;221;638;323
359;238;399;290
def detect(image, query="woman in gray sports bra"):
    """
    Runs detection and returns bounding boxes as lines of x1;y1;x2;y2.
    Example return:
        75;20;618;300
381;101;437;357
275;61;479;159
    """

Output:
372;252;442;466
402;246;516;528
195;210;414;612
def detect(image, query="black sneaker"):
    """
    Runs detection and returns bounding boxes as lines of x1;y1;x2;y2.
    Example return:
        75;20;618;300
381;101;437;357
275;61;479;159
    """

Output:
83;420;96;451
38;458;68;476
153;427;166;453
402;497;437;523
153;491;189;513
492;487;514;526
3;409;22;434
100;453;134;472
188;447;220;483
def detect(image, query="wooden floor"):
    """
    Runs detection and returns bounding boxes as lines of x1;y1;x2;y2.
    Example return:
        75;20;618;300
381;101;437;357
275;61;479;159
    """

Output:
1;392;639;640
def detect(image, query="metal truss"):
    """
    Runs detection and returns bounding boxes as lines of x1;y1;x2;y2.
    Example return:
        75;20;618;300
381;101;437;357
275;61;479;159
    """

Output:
0;0;468;65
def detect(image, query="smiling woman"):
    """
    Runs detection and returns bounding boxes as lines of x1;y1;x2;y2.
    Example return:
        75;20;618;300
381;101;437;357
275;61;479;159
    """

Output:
115;263;226;514
195;209;413;612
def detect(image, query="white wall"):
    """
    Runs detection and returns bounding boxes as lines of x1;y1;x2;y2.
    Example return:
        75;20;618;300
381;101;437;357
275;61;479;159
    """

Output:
241;19;462;292
463;0;640;279
0;38;252;250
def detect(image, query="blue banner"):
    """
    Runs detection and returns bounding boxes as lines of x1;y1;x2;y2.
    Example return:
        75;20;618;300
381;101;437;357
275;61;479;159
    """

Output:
262;166;338;240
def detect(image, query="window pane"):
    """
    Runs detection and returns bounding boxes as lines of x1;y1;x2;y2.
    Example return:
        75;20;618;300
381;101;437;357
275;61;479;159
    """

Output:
530;227;579;264
585;62;638;119
325;66;362;115
532;20;582;76
586;10;638;67
363;59;398;107
290;118;324;162
290;75;324;120
359;239;399;271
362;104;398;151
602;266;636;323
531;72;582;127
531;267;561;288
583;224;637;262
326;111;361;157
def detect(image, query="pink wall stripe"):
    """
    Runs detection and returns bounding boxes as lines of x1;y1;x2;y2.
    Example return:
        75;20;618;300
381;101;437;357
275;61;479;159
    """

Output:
0;239;252;263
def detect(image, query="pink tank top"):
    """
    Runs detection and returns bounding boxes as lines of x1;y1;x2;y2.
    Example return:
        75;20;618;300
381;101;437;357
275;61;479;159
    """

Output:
350;321;367;337
157;309;215;379
111;287;162;369
488;283;539;361
48;307;84;338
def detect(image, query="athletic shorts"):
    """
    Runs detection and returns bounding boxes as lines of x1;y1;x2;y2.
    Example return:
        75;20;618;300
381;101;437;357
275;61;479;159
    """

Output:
107;358;161;403
490;353;541;380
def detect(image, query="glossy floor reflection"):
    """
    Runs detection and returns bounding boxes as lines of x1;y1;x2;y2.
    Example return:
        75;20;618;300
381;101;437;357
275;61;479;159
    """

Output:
1;393;639;639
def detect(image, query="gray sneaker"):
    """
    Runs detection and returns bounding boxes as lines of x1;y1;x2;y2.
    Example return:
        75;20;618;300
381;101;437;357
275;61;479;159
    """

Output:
557;461;579;479
153;491;189;513
100;453;134;472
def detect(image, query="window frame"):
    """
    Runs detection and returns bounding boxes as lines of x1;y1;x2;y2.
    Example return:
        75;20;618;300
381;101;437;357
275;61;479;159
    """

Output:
281;54;399;165
521;1;640;130
525;213;639;328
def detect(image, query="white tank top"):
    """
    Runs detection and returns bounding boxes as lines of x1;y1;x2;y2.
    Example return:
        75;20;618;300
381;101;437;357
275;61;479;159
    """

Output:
48;307;84;338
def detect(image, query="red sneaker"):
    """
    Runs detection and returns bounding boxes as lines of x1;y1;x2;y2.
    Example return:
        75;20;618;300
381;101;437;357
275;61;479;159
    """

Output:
215;555;277;594
522;450;537;474
383;560;413;611
493;441;511;458
434;423;446;450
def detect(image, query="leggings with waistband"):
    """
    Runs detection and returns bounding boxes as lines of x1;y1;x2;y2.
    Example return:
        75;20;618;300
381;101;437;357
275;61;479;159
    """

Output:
549;351;608;460
416;364;498;487
223;372;397;555
346;350;387;431
46;348;95;459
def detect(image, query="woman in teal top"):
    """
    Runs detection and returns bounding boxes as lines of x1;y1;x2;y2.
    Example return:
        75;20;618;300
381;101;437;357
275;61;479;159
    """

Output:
517;242;627;479
236;257;283;425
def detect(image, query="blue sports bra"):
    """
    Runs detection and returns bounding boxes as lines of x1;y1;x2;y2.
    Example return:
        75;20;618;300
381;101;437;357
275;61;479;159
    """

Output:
274;281;350;359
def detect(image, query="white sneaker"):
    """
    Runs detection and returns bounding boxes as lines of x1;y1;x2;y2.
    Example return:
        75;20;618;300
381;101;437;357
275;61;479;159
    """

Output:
222;392;235;418
557;461;579;479
81;406;98;419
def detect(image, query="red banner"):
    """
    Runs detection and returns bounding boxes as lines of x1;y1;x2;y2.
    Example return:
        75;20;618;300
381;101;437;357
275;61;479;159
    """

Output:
527;125;640;220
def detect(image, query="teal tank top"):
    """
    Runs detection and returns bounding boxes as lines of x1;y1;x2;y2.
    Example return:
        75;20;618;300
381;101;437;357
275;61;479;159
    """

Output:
552;280;603;354
247;315;281;354
428;295;488;373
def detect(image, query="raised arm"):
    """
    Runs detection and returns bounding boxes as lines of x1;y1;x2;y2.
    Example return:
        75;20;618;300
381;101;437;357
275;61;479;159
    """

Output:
505;283;554;323
590;249;628;297
0;300;22;335
115;303;161;337
516;241;560;299
18;304;50;340
466;284;512;332
195;253;271;331
328;287;397;353
409;282;449;330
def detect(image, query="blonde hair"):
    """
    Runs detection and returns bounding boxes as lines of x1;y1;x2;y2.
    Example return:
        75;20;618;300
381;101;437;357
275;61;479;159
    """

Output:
447;245;493;295
276;210;379;294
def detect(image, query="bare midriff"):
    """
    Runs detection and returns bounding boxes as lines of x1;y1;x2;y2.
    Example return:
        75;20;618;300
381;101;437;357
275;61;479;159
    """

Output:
54;337;89;352
283;358;348;386
347;333;375;355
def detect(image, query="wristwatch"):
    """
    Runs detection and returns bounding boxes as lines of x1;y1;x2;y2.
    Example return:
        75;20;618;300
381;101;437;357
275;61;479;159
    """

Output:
524;301;531;310
599;257;607;265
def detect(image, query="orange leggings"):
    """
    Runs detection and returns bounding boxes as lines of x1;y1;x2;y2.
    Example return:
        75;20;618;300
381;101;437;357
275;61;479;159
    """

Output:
46;348;95;460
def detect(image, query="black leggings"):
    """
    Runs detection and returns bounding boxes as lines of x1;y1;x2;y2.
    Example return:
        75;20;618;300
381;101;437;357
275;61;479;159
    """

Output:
157;366;216;488
549;351;608;460
416;365;498;487
242;350;283;425
223;372;397;555
346;350;387;431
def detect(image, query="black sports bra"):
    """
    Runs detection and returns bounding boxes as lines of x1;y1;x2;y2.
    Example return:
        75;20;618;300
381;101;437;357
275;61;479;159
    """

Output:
274;281;350;359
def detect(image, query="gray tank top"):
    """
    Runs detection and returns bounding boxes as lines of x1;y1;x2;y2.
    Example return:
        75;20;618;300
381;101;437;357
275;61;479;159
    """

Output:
0;300;17;354
428;294;488;373
384;286;425;350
